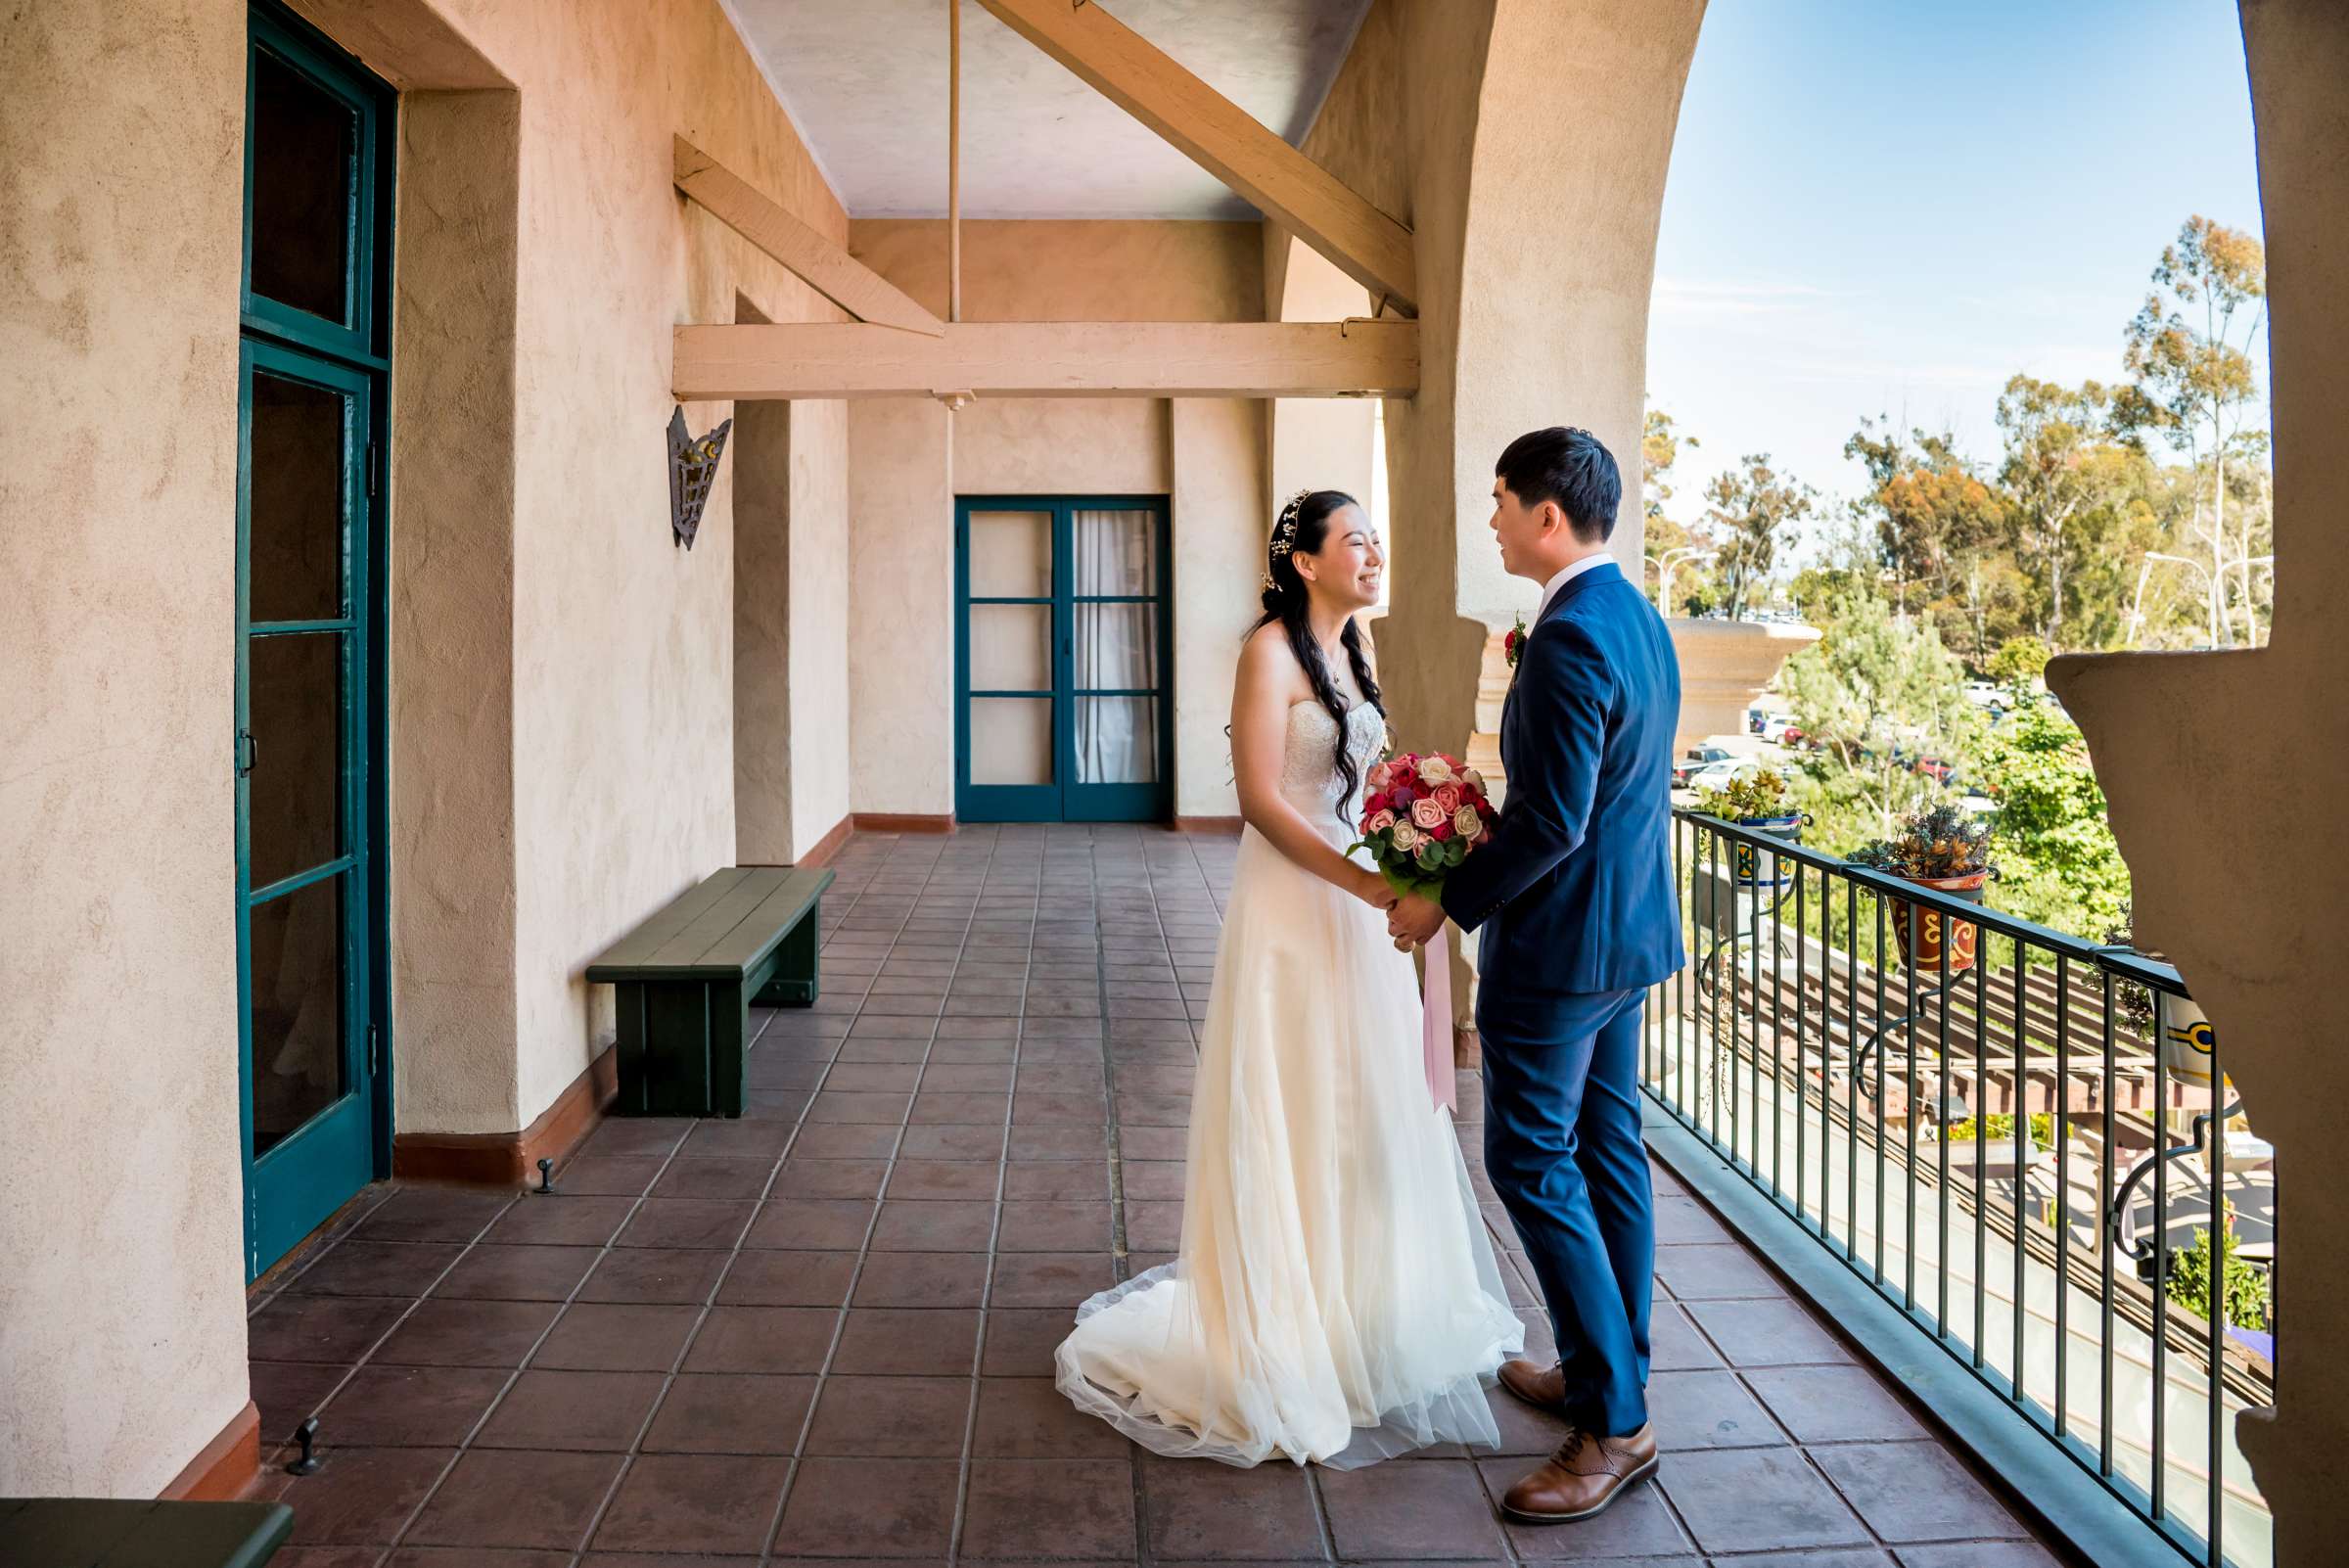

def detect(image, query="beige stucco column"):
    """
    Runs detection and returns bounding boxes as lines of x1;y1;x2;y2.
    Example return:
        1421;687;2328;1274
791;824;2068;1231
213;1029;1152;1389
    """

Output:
1302;0;1706;1025
2050;3;2349;1556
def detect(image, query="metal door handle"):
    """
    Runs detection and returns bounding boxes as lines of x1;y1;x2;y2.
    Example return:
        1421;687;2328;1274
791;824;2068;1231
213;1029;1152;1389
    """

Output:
237;727;257;778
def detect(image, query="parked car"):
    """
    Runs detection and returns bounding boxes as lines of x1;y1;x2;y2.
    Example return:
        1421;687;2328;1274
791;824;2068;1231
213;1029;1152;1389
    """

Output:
1912;756;1957;784
1681;759;1760;795
1759;714;1801;745
1674;744;1737;787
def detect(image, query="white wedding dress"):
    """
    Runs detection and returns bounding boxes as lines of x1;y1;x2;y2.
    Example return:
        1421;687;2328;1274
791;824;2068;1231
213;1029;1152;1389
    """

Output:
1055;688;1524;1467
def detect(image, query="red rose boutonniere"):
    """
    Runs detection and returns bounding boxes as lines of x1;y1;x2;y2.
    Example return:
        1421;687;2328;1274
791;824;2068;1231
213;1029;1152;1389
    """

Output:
1502;613;1529;682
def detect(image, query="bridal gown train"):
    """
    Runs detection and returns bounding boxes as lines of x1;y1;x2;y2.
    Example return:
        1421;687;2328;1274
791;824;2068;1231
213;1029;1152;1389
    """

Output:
1055;691;1524;1467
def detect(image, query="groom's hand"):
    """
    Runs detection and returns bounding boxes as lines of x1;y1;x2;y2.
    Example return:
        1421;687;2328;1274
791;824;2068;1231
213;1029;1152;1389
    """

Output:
1387;892;1447;950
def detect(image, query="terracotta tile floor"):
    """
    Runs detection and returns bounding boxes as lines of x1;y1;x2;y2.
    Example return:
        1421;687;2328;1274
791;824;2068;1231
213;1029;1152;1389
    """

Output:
247;826;2067;1567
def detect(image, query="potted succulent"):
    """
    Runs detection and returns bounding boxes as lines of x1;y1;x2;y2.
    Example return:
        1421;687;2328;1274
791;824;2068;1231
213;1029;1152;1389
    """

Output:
1848;803;1994;973
1691;769;1810;888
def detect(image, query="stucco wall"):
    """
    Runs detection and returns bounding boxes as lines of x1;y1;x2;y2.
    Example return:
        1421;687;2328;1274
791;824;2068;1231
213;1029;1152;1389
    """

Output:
849;398;956;814
299;0;855;1132
786;398;853;853
0;0;253;1496
845;219;1265;818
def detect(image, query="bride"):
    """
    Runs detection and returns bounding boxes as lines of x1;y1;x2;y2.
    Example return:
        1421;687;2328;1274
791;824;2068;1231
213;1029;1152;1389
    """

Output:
1055;488;1523;1467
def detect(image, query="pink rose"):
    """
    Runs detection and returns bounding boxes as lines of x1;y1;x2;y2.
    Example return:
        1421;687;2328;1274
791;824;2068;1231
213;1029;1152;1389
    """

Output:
1409;797;1447;830
1366;761;1394;792
1391;821;1423;853
1432;782;1464;814
1453;805;1483;841
1366;809;1398;834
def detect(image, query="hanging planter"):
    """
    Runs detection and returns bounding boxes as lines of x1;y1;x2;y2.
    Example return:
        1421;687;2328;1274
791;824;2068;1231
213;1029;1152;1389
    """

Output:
1691;770;1811;888
1849;804;1995;974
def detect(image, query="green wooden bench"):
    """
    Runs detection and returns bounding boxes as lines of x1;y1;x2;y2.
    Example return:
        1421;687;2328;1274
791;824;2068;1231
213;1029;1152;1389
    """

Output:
586;865;834;1119
0;1498;293;1567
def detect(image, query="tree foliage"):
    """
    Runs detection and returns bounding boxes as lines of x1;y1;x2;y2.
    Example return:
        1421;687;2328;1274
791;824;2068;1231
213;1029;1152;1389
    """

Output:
1974;698;2132;938
1701;452;1814;622
1779;587;1982;844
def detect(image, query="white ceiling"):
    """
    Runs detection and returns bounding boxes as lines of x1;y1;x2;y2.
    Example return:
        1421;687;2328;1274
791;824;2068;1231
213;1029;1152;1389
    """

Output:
726;0;1374;219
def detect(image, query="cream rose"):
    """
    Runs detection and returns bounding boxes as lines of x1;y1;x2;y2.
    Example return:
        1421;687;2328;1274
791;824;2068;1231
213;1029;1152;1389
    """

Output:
1409;797;1447;830
1453;805;1483;841
1460;766;1485;792
1391;821;1423;853
1418;756;1455;785
1366;809;1398;834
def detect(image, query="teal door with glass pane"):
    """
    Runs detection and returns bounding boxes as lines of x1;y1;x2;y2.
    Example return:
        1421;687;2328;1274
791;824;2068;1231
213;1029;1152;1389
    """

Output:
238;3;392;1278
956;497;1174;823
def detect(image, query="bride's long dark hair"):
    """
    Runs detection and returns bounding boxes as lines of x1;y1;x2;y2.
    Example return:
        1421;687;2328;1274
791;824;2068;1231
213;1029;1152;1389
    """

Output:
1251;489;1386;816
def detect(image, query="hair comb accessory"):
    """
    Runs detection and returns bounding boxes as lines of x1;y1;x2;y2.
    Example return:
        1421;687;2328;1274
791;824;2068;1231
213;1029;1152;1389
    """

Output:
1268;487;1311;563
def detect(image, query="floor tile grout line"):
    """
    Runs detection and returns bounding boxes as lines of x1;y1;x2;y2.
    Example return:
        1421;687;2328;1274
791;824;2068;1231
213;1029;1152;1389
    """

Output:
944;824;1023;1568
249;1182;486;1446
385;831;896;1562
557;899;860;1564
761;826;967;1566
365;1121;707;1560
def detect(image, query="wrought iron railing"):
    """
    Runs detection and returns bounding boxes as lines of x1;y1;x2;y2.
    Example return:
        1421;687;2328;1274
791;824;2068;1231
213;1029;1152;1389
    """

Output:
1646;808;2275;1567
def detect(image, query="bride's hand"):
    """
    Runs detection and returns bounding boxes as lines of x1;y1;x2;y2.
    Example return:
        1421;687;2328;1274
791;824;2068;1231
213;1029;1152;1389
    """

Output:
1350;867;1400;911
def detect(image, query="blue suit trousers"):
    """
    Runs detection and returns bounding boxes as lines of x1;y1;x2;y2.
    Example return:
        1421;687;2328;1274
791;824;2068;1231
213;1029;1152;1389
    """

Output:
1477;984;1653;1437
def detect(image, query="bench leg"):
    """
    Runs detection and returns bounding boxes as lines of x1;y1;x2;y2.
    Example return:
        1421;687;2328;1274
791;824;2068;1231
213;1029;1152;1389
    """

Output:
753;897;822;1008
614;977;749;1118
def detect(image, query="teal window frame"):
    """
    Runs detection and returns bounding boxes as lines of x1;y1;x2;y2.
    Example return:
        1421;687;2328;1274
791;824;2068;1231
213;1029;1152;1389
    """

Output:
237;0;395;1279
955;496;1175;824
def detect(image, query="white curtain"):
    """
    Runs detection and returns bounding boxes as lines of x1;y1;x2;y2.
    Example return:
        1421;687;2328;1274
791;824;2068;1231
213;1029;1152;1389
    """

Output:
1073;508;1157;785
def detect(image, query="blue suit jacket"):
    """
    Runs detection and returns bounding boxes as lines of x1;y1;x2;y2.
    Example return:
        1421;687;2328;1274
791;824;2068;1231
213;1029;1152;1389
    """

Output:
1440;560;1686;997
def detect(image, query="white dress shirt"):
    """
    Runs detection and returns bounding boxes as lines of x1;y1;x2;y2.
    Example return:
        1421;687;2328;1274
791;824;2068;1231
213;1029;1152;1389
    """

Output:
1537;552;1611;620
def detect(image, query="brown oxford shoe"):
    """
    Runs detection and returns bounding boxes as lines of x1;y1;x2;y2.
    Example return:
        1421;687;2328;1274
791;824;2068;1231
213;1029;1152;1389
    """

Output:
1497;1358;1572;1416
1499;1423;1659;1524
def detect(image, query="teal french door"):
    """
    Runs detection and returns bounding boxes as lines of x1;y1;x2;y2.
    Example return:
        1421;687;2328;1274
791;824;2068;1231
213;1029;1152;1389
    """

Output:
236;3;392;1278
955;497;1174;823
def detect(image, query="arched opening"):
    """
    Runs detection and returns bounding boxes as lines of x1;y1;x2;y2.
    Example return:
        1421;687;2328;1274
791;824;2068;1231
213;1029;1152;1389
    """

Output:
1643;5;2276;1558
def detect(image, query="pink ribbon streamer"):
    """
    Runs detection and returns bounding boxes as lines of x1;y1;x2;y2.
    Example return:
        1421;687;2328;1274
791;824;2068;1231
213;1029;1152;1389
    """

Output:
1422;941;1456;1113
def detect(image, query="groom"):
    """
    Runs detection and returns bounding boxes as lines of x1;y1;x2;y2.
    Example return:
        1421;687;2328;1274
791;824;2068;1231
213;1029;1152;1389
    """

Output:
1388;426;1684;1523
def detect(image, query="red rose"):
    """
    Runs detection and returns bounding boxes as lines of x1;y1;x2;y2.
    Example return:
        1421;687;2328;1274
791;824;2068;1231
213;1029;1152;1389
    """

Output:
1365;791;1391;815
1431;819;1453;842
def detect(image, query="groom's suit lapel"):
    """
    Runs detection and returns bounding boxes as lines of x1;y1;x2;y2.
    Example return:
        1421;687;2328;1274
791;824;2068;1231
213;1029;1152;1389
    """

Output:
1502;560;1623;748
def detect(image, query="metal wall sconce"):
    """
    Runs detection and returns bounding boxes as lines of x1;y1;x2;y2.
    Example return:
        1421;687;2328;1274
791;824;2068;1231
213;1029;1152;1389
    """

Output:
668;407;732;550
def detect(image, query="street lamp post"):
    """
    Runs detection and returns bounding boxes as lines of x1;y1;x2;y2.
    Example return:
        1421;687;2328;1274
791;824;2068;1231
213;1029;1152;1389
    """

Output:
1651;546;1716;615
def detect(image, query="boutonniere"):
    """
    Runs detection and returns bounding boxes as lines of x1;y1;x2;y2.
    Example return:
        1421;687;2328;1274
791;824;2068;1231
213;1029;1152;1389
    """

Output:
1502;613;1528;684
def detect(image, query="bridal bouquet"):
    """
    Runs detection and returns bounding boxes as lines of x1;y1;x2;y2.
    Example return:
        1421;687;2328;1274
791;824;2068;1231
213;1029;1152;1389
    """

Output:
1352;752;1497;898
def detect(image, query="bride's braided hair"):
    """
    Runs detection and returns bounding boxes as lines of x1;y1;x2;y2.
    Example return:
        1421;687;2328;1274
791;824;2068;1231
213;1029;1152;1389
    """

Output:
1251;489;1386;820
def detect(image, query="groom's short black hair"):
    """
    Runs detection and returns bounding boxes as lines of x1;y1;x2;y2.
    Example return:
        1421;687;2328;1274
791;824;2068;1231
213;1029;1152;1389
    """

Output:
1497;427;1621;544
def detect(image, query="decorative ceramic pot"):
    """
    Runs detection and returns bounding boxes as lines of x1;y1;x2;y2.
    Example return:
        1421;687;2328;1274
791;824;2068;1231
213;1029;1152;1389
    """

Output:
2157;993;2218;1087
1732;812;1808;888
1888;869;1990;974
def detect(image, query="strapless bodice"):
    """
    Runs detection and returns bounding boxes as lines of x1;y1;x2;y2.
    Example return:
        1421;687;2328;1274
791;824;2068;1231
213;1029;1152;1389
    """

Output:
1281;700;1387;835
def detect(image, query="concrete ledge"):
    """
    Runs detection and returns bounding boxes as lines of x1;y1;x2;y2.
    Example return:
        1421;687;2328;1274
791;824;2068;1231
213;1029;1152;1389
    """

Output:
1641;1100;2175;1568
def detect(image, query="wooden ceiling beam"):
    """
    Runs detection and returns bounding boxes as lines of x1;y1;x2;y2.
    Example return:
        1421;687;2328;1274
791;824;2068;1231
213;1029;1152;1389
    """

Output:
672;320;1417;400
971;0;1418;317
672;135;947;338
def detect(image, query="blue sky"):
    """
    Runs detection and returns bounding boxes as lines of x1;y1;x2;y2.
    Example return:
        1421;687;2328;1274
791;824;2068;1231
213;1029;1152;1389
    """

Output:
1644;0;2267;549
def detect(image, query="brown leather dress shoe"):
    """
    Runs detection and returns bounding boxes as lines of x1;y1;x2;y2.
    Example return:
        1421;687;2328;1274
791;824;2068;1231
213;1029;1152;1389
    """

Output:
1496;1358;1571;1416
1499;1424;1660;1524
